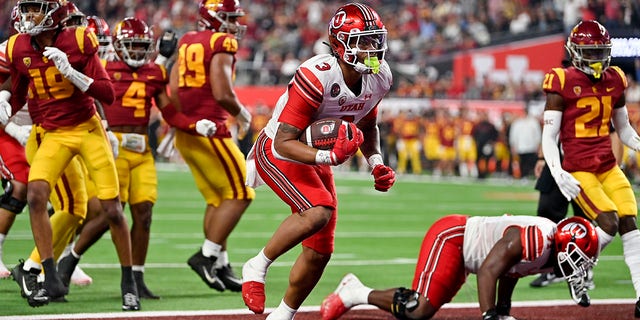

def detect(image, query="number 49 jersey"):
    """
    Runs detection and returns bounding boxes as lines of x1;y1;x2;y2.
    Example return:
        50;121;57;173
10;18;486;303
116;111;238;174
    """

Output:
173;30;239;124
542;66;627;173
263;53;392;139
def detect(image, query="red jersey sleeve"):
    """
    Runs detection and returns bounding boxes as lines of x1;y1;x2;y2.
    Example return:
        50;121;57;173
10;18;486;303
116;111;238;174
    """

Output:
520;225;545;261
277;83;316;130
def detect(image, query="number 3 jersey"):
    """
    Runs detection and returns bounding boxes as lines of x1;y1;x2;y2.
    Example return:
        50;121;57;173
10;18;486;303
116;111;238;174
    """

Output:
262;53;393;139
542;66;627;173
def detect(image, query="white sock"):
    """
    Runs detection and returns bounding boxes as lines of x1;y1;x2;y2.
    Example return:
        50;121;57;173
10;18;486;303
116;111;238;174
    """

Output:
265;299;297;320
339;282;372;307
202;240;222;259
132;265;144;272
216;251;230;268
244;248;272;283
24;259;41;272
622;229;640;298
595;226;614;252
0;233;5;260
58;242;73;262
70;248;81;259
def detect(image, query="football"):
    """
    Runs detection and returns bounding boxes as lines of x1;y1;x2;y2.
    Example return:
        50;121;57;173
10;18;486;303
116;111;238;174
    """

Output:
299;118;351;150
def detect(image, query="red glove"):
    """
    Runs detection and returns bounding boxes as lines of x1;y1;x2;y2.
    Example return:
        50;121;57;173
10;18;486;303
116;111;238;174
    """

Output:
329;122;363;165
372;164;395;192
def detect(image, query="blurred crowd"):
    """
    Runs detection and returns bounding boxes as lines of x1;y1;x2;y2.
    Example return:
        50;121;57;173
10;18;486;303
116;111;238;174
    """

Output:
1;0;640;180
1;0;639;100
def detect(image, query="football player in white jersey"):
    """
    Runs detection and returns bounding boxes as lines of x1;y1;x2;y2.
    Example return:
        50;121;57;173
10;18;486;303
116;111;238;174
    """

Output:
320;215;600;320
241;3;396;319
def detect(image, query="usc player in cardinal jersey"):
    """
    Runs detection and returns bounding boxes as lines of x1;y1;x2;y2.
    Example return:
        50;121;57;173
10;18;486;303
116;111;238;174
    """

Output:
541;20;640;317
169;0;254;294
0;0;139;310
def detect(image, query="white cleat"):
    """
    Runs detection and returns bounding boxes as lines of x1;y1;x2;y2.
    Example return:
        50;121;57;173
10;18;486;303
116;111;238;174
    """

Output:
70;266;93;286
320;273;365;320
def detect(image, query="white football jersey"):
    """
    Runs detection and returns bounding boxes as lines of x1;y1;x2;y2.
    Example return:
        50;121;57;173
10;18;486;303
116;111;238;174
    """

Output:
263;53;392;139
463;215;556;277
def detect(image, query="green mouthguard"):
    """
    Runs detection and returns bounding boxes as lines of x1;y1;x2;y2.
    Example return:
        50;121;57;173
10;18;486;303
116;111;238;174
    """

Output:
364;56;380;74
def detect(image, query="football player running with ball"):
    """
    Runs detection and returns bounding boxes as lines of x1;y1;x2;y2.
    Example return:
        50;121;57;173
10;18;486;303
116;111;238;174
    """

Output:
320;215;599;320
541;20;640;317
241;3;396;319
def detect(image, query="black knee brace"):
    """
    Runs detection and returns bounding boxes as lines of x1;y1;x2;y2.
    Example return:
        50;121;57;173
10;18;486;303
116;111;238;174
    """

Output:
391;287;420;320
0;181;27;214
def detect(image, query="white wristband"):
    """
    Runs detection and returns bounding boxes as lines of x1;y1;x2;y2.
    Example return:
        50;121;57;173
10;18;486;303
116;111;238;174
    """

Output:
367;154;384;167
237;106;251;122
66;68;94;92
315;150;335;165
154;55;168;66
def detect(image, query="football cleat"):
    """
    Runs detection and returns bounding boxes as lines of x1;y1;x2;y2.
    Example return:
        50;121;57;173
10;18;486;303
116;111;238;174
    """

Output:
530;272;564;288
57;254;79;289
187;250;225;291
11;260;40;299
134;270;160;299
217;264;242;292
242;260;266;314
121;292;141;311
70;266;93;286
320;273;364;320
635;297;640;318
242;281;265;314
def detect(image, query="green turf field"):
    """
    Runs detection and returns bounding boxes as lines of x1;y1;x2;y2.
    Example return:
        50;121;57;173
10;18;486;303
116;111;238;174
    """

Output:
0;165;635;316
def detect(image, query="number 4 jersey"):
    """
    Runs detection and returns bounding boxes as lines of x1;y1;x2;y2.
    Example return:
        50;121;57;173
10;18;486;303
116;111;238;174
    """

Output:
542;66;627;173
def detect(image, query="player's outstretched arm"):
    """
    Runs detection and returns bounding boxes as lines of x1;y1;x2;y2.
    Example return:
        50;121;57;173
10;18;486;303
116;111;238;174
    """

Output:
477;227;522;319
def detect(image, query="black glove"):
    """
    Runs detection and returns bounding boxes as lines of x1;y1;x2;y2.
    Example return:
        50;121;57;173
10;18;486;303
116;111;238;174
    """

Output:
157;29;178;58
482;308;499;320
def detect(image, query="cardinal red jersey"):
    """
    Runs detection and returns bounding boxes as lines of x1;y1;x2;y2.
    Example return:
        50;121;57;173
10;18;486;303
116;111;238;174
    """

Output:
6;27;109;129
263;54;393;139
173;30;239;137
0;40;9;83
103;60;168;126
542;66;627;173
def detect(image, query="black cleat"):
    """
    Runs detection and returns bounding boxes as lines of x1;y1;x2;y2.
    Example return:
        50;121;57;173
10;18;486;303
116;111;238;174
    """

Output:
134;271;160;300
187;250;225;291
121;292;141;311
27;287;50;307
11;260;40;299
217;264;242;292
57;254;79;289
530;272;563;288
635;298;640;318
43;272;69;301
